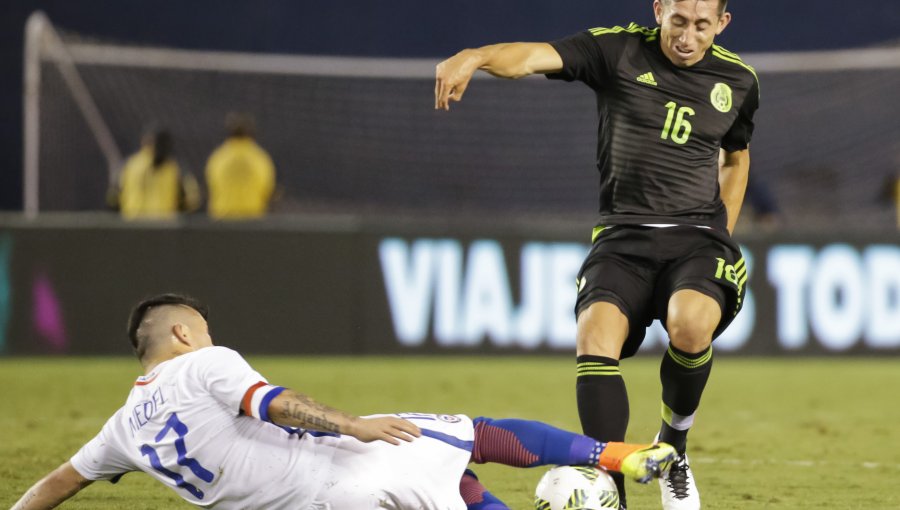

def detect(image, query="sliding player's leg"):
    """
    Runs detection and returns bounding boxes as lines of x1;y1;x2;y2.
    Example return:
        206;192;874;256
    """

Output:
470;417;675;483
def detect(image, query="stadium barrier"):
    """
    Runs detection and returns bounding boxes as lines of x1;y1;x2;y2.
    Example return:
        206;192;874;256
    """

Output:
0;215;897;356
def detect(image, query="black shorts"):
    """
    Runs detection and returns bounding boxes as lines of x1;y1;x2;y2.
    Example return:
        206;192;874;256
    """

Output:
575;225;746;359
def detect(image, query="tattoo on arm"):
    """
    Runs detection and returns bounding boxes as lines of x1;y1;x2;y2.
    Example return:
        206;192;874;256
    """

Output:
277;392;353;433
12;491;36;510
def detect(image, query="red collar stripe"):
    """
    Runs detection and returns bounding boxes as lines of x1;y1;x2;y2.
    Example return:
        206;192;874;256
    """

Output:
134;373;160;386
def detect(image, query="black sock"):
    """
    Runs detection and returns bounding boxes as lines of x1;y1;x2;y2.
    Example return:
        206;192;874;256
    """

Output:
658;344;713;455
576;355;629;506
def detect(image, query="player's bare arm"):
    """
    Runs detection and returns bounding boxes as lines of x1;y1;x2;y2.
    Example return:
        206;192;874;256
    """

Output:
268;388;421;445
11;461;92;510
718;148;750;234
434;42;563;110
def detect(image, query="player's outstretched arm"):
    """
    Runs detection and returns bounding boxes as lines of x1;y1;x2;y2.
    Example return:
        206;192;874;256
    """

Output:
435;42;563;110
267;388;421;445
718;148;751;234
11;461;93;510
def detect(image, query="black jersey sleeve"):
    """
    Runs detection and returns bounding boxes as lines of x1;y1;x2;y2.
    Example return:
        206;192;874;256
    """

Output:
546;31;619;89
721;79;759;152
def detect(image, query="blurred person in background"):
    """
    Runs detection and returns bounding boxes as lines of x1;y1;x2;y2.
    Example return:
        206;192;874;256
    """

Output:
743;174;781;230
205;113;276;219
888;173;900;229
879;155;900;229
893;156;900;229
111;129;201;219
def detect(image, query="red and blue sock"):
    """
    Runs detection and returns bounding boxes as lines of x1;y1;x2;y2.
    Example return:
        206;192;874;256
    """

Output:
470;417;603;467
460;469;509;510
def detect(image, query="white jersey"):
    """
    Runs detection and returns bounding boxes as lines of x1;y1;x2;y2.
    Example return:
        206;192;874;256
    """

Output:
70;346;474;510
70;347;332;508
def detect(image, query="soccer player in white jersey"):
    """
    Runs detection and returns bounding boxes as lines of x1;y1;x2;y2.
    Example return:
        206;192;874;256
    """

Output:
12;294;675;510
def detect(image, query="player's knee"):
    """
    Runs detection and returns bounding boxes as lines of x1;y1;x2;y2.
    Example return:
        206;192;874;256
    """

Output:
666;291;720;352
666;319;713;353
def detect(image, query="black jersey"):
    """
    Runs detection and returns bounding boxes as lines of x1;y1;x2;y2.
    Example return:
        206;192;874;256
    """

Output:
548;23;760;230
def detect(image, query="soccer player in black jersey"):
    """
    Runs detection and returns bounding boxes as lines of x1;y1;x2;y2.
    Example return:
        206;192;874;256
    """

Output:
435;1;758;509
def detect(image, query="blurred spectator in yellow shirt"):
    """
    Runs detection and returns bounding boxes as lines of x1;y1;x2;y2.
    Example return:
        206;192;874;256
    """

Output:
115;129;200;219
894;175;900;229
205;113;276;219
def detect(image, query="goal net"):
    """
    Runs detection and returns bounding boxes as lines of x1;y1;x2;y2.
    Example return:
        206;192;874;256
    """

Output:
24;11;900;228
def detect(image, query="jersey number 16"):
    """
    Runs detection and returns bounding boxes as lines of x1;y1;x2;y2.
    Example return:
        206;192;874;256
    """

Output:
661;101;695;145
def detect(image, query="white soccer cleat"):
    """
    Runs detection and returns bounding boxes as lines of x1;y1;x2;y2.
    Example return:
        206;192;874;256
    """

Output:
659;453;700;509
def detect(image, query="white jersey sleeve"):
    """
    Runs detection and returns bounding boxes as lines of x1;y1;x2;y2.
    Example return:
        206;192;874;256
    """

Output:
70;409;138;481
192;346;285;421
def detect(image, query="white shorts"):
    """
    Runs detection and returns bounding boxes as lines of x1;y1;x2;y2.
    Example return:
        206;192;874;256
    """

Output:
309;413;474;510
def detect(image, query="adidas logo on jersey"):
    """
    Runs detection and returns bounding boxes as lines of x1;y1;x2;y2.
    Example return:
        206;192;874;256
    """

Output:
636;72;658;86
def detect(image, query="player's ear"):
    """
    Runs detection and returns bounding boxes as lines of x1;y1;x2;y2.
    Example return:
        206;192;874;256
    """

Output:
715;11;732;34
653;0;664;25
171;323;191;346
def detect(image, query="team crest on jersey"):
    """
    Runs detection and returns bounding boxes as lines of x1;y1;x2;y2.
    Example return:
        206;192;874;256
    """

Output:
710;83;733;113
438;414;461;423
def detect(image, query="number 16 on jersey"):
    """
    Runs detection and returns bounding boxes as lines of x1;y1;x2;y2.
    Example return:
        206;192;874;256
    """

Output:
661;101;695;145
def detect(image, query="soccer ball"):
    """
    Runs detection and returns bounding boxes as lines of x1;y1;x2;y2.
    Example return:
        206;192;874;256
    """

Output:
534;465;620;510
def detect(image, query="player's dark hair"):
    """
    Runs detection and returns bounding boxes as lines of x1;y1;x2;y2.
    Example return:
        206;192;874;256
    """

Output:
662;0;728;15
127;293;208;359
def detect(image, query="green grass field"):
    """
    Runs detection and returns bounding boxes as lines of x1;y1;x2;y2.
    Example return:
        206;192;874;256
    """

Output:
2;356;899;509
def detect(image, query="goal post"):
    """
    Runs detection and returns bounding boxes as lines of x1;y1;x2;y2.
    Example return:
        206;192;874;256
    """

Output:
24;11;123;218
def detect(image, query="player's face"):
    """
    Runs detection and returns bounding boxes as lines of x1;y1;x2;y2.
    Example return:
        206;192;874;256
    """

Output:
654;0;731;67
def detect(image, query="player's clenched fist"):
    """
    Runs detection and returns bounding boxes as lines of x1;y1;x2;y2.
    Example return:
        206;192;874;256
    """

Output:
348;416;422;445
